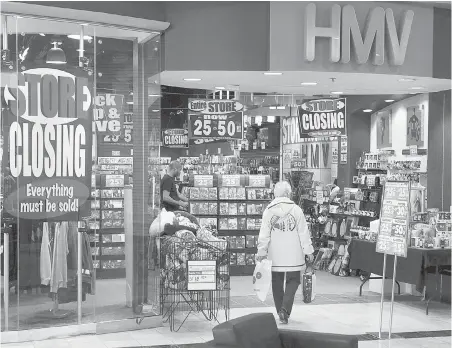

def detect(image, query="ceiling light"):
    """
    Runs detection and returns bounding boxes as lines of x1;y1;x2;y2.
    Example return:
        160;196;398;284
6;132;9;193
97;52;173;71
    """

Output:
331;91;343;95
398;78;415;82
39;33;45;36
215;87;225;90
148;94;161;97
301;82;317;86
267;116;276;123
269;106;277;110
363;109;373;113
183;78;201;81
410;86;425;90
68;34;93;40
264;72;283;76
152;109;159;112
276;106;286;110
385;99;395;102
126;101;133;105
46;42;66;65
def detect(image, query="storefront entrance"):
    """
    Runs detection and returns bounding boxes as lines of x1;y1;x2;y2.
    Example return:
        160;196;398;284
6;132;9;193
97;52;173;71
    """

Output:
1;4;168;340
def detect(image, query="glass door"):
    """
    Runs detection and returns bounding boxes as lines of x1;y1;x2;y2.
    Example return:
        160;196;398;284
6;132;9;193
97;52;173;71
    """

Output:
1;12;162;333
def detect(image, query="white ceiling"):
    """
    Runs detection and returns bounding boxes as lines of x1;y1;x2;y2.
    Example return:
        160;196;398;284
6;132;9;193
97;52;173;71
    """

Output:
160;70;452;96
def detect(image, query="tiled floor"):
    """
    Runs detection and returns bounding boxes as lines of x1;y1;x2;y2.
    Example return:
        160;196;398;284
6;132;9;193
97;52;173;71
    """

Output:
2;275;450;348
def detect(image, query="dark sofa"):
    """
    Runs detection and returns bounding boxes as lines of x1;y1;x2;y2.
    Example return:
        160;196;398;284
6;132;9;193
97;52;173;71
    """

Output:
204;313;358;348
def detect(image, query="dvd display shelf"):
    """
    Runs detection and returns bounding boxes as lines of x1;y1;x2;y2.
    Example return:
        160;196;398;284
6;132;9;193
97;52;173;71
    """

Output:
186;174;273;276
86;174;128;279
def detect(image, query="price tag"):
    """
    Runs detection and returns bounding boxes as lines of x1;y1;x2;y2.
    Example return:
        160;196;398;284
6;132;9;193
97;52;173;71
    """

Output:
291;160;306;169
409;145;418;155
391;222;407;237
248;175;267;188
189;112;243;140
394;202;408;219
221;175;241;187
194;175;214;187
382;203;394;218
187;260;217;291
105;175;124;188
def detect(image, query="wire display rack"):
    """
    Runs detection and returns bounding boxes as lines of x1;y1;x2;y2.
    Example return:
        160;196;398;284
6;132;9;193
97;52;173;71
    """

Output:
158;236;230;332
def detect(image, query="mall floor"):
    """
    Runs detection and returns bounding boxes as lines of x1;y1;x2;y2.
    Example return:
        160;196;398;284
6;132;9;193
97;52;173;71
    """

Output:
2;273;451;348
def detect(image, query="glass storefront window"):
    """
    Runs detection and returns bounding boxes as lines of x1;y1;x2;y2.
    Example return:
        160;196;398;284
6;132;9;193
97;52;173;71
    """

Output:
1;13;161;332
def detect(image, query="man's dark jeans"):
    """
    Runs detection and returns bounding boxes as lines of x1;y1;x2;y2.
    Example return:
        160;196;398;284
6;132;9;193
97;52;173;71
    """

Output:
272;271;301;316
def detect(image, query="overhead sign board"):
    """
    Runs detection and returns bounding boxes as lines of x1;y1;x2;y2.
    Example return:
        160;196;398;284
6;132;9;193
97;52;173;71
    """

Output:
297;98;346;138
188;99;243;140
162;128;189;148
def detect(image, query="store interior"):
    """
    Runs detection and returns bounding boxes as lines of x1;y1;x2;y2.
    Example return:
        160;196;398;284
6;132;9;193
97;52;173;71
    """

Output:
1;12;451;335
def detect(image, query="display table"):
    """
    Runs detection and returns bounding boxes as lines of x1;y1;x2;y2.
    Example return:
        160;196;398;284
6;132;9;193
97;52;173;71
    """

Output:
349;239;451;313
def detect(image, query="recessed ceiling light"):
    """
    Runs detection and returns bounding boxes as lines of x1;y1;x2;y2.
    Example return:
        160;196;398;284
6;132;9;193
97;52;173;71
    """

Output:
276;106;286;110
183;78;201;81
152;109;159;112
264;72;283;76
301;82;317;86
363;109;373;113
385;99;395;102
269;106;277;110
215;87;225;90
67;34;93;40
410;86;425;90
39;33;45;36
331;91;343;95
398;78;415;82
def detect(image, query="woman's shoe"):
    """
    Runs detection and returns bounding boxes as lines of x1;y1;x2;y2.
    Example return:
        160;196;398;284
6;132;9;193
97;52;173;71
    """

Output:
278;308;289;324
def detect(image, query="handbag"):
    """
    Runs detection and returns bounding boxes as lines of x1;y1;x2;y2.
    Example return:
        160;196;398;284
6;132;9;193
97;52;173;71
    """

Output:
301;263;316;303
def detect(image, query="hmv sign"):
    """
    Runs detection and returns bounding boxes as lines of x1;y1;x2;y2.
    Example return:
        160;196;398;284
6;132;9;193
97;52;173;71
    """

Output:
304;3;414;66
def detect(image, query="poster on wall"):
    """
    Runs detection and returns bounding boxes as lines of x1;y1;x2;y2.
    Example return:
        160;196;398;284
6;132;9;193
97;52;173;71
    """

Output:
188;99;244;140
2;67;93;221
406;105;424;147
297;98;346;138
94;93;124;142
340;136;348;164
376;110;392;149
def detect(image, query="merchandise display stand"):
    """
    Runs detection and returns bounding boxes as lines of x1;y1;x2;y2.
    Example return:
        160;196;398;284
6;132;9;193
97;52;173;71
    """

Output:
88;174;127;279
187;174;272;276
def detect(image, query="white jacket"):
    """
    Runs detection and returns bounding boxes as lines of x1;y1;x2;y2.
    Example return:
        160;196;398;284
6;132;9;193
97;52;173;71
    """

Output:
257;197;314;272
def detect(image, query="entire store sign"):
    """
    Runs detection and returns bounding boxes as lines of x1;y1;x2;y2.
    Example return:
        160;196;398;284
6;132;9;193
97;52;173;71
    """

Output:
188;99;244;140
162;128;189;148
304;3;414;66
298;98;346;138
376;181;411;257
2;67;92;220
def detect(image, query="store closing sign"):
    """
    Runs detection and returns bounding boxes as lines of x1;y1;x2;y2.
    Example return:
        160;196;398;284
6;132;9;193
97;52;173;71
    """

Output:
188;99;244;140
298;98;346;138
2;68;92;220
162;128;189;148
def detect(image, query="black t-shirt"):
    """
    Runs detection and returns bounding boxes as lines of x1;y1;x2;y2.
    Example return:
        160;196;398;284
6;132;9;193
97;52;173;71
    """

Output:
160;174;179;211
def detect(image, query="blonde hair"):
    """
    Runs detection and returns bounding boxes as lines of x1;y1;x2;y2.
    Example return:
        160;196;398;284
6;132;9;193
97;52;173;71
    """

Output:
274;181;292;198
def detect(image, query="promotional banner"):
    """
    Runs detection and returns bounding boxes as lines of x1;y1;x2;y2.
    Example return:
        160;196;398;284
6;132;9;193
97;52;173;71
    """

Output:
2;67;92;221
297;98;346;138
188;99;244;140
162;128;189;148
93;93;125;143
376;181;411;258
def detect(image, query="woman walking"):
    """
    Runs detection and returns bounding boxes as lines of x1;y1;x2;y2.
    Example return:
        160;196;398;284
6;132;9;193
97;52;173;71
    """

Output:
256;181;314;324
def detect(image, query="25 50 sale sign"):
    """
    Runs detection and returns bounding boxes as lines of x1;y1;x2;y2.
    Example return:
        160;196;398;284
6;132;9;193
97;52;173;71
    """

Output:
188;99;244;140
